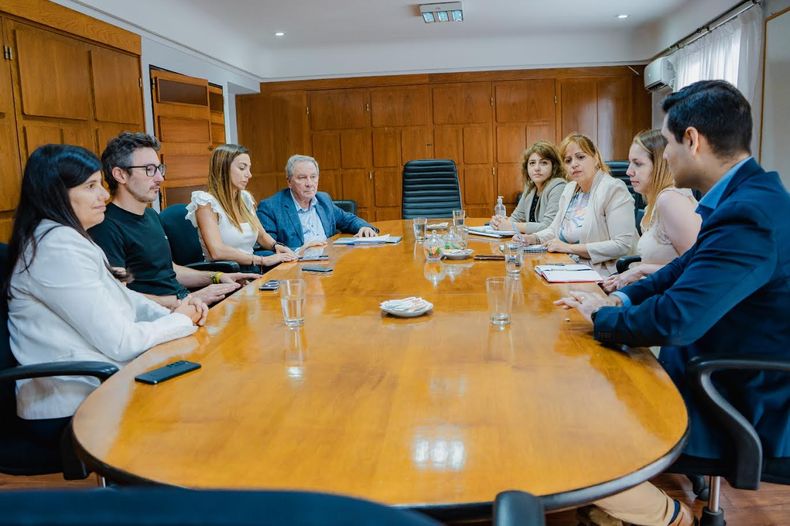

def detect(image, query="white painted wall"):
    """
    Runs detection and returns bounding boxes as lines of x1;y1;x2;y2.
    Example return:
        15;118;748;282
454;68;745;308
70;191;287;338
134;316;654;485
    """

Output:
643;0;743;56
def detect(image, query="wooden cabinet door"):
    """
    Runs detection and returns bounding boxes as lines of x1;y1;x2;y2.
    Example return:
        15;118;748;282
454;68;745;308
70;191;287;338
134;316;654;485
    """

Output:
151;68;212;205
91;47;142;124
310;89;369;130
12;22;91;120
271;90;309;169
433;82;492;125
209;85;225;149
370;85;430;127
560;78;598;145
596;77;633;161
0;20;21;240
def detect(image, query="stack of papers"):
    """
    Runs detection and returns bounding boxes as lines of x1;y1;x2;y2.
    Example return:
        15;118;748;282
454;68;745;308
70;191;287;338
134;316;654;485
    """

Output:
466;225;516;238
535;264;602;283
334;234;402;245
426;222;448;230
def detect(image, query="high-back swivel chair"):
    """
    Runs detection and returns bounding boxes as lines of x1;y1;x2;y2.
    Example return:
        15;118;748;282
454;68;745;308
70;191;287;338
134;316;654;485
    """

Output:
401;159;462;219
159;203;240;272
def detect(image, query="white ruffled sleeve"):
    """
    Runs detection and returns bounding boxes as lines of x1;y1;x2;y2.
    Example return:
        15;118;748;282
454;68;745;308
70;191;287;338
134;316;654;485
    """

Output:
241;190;256;214
185;191;223;227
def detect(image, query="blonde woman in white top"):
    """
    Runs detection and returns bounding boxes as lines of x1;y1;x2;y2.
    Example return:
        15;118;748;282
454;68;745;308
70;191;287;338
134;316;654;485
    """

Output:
602;130;701;292
516;133;638;276
187;144;297;272
6;145;203;421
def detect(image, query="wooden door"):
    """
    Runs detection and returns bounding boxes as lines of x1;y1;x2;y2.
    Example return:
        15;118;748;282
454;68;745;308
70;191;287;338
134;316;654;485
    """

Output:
494;79;556;209
0;18;21;240
432;82;493;217
151;68;212;206
209;85;225;149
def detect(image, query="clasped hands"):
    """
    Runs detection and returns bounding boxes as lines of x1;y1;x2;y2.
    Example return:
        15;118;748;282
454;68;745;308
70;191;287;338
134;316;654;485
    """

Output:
554;290;622;323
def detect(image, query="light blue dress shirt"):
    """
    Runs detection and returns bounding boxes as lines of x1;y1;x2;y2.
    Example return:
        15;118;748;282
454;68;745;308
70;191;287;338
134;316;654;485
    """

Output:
291;192;327;246
611;156;752;308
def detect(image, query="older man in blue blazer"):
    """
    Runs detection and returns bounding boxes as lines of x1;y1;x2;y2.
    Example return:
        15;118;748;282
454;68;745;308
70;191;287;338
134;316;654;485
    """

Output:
558;80;790;526
257;154;377;249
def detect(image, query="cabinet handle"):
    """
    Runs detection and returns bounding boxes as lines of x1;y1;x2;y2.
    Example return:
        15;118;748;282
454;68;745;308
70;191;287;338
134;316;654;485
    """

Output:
369;171;373;180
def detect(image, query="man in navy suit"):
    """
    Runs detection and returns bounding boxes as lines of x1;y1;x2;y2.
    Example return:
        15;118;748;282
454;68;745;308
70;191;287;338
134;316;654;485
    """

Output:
257;154;377;249
558;80;790;526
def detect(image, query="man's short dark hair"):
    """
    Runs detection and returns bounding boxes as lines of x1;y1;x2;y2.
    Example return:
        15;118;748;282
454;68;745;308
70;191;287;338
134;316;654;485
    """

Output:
101;132;160;193
662;80;752;158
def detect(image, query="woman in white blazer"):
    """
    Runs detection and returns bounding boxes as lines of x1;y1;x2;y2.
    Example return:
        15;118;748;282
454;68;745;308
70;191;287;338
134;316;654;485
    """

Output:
490;140;567;234
4;145;205;424
516;133;638;275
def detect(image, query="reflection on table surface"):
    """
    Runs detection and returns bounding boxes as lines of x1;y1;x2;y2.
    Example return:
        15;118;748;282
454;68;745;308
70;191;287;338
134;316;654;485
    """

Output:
73;219;687;511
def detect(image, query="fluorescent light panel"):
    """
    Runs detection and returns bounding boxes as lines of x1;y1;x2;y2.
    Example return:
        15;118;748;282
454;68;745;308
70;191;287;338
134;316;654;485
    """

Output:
420;2;463;23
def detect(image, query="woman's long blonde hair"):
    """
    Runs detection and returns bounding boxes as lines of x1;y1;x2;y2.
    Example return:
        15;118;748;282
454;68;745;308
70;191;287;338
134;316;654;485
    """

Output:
520;141;566;193
632;129;674;228
208;144;263;232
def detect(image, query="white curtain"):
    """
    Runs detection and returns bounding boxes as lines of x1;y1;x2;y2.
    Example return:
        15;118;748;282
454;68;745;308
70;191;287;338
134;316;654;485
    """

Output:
669;5;764;151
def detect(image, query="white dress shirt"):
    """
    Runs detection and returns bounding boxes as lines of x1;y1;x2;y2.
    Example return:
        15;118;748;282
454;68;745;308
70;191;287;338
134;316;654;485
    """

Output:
291;192;327;246
8;221;197;419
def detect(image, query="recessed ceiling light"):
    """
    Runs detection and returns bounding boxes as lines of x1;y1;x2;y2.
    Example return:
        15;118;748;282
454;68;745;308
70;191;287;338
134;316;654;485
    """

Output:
274;31;285;37
617;14;629;19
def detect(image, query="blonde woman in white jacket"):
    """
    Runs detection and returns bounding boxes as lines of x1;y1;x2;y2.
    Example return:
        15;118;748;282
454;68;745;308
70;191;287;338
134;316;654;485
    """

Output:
516;133;638;275
4;145;205;426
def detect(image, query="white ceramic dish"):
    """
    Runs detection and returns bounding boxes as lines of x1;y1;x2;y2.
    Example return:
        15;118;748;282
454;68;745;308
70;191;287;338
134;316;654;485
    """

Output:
441;248;473;260
380;298;433;318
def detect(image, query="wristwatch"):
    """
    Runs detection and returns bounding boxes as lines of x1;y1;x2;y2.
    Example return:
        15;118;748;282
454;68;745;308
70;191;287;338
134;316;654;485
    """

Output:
272;241;285;251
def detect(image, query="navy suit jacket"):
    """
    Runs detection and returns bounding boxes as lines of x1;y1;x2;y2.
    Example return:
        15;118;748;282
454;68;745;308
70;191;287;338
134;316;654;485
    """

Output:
257;189;374;249
595;158;790;459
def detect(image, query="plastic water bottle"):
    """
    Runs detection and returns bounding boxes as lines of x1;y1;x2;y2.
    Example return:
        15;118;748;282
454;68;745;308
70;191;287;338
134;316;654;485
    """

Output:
494;195;506;219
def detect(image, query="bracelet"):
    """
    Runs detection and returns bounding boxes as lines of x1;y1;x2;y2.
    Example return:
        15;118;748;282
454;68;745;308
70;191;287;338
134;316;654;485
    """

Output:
272;241;284;251
211;272;224;284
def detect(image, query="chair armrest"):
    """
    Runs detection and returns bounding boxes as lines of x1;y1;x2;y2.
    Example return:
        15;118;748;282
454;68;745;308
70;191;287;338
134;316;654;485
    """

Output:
686;354;790;489
186;261;241;272
616;256;642;274
494;490;545;526
0;361;119;383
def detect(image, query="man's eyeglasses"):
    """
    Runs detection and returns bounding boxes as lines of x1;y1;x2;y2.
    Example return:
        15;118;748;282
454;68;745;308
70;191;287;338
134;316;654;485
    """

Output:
122;164;167;178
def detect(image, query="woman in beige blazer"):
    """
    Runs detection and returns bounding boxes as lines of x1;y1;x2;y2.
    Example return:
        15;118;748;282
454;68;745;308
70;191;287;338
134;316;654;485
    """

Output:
490;141;567;234
516;133;638;275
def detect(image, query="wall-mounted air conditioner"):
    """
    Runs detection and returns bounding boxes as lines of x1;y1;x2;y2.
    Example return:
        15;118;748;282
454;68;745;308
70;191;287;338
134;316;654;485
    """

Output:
644;57;675;91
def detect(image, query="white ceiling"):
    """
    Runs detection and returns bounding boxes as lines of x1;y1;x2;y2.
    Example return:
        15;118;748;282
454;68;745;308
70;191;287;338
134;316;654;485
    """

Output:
65;0;740;80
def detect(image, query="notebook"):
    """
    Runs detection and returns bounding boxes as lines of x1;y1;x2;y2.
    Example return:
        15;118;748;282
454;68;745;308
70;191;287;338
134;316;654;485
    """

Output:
534;264;602;283
466;225;516;238
333;234;402;245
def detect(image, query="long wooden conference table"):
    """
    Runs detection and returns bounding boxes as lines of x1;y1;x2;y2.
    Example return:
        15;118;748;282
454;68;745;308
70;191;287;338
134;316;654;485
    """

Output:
73;219;688;519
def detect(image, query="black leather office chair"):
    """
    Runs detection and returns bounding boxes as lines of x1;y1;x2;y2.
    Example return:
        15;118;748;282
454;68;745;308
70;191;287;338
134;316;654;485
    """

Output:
402;159;462;219
159;203;240;272
667;355;790;526
333;199;358;216
606;161;646;211
0;488;546;526
0;243;118;480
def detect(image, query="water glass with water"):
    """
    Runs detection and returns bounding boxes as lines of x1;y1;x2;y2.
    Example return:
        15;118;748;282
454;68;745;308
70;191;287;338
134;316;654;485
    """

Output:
280;279;306;327
504;243;524;276
486;277;514;326
452;209;466;228
412;217;427;241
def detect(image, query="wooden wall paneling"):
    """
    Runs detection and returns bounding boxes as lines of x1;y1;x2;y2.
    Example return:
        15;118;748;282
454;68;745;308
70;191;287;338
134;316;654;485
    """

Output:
433;126;462;162
208;85;225;148
341;169;372;211
96;123;140;155
271;90;309;169
61;124;95;152
559;78;597;143
370;85;430;127
372;127;400;167
22;124;61;158
161;183;206;208
596;76;632;161
340;129;372;168
247;172;279;203
496;125;526;164
12;22;91;120
309;88;369;130
211;123;225;145
526;123;556;145
160;153;211;184
494;79;555;123
373;167;400;207
432;82;492;124
158;116;211;144
463;165;494;206
631;71;652;138
318;169;341;202
462;125;492;164
375;207;401;221
497;164;524;205
0;19;21;217
236;94;275;173
90;47;142;124
312;131;341;169
400;127;433;162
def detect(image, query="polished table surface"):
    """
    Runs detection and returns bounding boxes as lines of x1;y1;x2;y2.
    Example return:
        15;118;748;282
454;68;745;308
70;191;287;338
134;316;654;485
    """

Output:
73;219;687;513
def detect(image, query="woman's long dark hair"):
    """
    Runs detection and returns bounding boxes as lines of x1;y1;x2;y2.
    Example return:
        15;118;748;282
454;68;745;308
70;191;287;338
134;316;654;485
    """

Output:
3;144;102;300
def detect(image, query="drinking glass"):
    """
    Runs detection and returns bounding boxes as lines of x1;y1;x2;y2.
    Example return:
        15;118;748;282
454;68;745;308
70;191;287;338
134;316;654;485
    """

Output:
412;217;428;241
452;209;466;228
504;243;524;276
280;279;306;327
486;277;514;326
